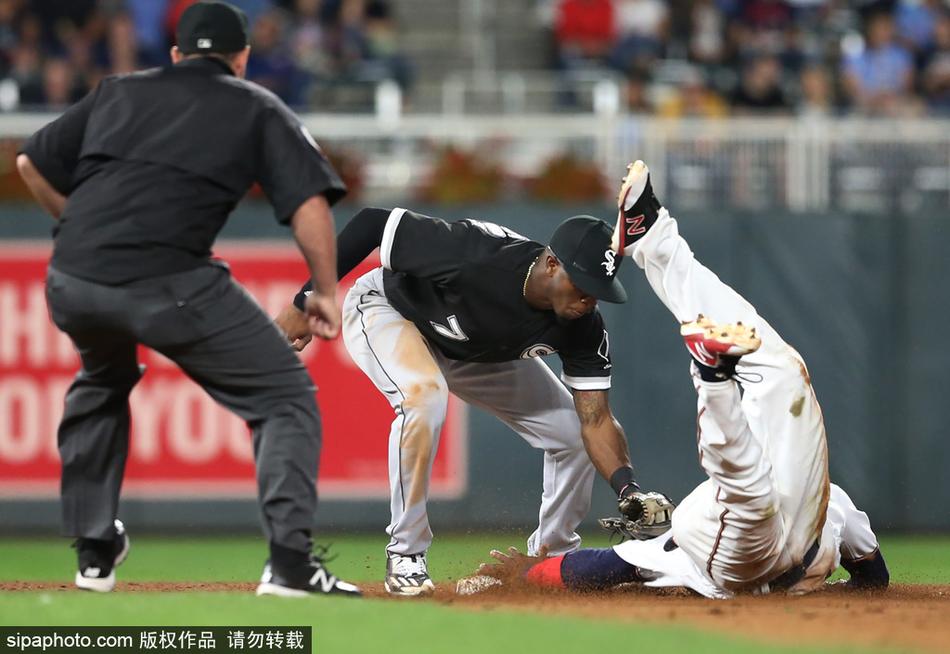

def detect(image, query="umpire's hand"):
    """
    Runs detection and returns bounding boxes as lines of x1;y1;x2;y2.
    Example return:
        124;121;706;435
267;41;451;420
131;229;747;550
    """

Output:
275;304;313;351
304;292;341;341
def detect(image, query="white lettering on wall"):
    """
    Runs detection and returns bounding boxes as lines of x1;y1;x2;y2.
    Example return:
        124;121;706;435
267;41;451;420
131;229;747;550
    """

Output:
0;283;78;368
0;282;51;367
0;277;318;469
167;383;218;464
129;382;166;462
43;376;72;459
226;411;253;462
0;376;41;463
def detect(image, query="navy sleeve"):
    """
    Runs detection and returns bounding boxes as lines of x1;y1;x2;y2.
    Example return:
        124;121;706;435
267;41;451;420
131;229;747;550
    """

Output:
561;548;644;591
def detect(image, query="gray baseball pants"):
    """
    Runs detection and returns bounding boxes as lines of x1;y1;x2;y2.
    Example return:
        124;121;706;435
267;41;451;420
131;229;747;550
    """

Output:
45;263;320;553
342;268;596;558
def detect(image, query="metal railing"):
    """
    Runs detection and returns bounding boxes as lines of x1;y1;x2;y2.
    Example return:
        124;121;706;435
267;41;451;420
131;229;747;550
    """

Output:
4;113;949;213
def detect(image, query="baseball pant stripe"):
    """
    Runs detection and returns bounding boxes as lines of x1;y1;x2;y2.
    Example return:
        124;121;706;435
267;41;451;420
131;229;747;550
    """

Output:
342;268;595;557
356;292;408;513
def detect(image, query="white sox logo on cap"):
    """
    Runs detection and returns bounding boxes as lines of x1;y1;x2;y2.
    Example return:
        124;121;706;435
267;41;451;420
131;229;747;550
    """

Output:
550;215;627;303
601;249;617;277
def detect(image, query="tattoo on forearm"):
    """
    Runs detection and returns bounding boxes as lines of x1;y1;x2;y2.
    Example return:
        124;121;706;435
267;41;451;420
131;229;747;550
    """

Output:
574;390;608;427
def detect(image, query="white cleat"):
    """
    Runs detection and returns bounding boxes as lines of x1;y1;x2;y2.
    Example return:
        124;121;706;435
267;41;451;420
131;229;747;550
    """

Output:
681;314;761;369
385;552;435;597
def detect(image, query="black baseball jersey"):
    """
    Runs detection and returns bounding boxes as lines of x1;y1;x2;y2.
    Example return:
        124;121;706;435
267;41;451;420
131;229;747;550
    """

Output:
20;57;345;285
380;208;612;390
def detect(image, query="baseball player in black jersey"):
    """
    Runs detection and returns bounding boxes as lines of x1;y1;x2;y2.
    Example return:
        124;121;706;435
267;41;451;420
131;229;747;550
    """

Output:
276;207;673;596
17;2;359;597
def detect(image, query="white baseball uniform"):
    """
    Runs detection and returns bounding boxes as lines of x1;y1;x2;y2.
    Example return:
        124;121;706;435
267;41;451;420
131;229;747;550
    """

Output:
613;208;881;597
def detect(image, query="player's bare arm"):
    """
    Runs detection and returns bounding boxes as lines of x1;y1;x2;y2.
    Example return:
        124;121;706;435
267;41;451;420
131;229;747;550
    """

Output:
274;304;312;351
291;195;340;340
572;389;630;481
573;389;674;535
16;154;66;219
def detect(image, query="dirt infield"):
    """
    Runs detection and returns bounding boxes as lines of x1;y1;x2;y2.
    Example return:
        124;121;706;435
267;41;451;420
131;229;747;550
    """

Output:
0;581;258;593
4;581;948;652
447;583;950;653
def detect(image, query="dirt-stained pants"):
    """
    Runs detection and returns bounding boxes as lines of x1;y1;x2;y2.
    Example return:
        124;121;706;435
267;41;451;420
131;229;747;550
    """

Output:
342;268;595;558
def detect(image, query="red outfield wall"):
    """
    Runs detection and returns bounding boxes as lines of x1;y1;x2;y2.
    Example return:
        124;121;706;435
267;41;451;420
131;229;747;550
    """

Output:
0;243;467;499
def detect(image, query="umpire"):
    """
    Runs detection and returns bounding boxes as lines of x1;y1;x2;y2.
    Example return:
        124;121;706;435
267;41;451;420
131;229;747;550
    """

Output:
16;1;360;597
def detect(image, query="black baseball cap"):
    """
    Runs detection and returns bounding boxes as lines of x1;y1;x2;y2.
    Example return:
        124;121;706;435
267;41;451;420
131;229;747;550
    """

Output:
176;2;249;55
549;216;627;304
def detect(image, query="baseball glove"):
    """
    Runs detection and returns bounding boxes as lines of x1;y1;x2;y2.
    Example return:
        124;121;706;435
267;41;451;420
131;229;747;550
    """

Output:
601;491;676;541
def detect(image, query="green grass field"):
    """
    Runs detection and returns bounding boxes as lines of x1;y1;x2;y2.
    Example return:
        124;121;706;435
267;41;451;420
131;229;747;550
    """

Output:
1;534;947;654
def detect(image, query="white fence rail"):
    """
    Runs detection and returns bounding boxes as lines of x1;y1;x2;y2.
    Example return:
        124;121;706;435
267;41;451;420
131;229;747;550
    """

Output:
5;114;949;213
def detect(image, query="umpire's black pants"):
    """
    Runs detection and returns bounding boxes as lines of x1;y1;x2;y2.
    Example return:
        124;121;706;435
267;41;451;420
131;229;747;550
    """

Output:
46;263;320;554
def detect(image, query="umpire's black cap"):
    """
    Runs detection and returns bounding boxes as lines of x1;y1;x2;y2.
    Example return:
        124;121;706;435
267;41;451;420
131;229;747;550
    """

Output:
549;216;627;304
176;1;249;55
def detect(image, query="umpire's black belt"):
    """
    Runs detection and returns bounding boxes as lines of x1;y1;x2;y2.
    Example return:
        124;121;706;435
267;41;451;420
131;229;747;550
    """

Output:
768;539;820;591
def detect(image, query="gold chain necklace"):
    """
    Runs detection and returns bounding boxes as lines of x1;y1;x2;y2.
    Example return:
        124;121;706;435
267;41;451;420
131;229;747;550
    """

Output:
522;258;538;298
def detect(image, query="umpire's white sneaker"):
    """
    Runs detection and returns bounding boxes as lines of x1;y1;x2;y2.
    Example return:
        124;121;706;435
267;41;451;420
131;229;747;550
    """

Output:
612;160;662;257
385;552;435;596
74;519;130;593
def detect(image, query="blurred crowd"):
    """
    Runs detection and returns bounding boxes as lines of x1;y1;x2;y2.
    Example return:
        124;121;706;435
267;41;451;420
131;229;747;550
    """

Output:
1;0;948;117
543;0;950;117
0;0;411;110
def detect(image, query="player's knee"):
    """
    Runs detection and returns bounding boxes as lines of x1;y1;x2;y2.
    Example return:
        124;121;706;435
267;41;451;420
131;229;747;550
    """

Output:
259;368;320;416
293;392;321;427
723;483;780;522
744;492;780;521
401;378;449;418
769;351;812;390
74;364;142;394
256;392;322;448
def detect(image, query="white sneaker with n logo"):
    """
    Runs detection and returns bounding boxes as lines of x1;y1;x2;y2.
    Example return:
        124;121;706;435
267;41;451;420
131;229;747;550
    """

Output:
385;552;435;596
308;566;337;593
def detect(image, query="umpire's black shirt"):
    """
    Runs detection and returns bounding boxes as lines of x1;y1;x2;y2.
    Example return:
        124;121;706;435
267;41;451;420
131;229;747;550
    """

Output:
21;57;345;284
